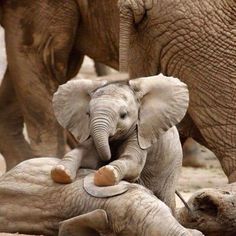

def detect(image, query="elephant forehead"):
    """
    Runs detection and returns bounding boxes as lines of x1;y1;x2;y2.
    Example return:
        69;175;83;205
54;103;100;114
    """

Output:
92;84;133;100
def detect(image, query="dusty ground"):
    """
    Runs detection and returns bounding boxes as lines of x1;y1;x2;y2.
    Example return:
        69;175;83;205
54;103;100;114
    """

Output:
176;149;227;207
0;26;228;235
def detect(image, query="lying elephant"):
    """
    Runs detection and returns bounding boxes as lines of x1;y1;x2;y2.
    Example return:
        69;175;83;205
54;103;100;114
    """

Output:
177;183;236;236
0;157;203;236
0;0;235;183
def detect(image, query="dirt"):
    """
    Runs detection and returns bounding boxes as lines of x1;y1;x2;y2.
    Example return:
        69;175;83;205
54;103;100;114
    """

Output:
0;26;228;235
176;150;227;207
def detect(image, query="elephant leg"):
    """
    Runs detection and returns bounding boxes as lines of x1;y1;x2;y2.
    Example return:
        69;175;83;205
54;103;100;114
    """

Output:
177;113;207;147
151;170;179;213
51;148;83;184
223;154;236;183
94;62;111;76
94;134;147;186
182;138;206;168
141;162;180;213
94;156;147;187
140;128;183;213
0;69;33;169
51;140;101;184
208;136;236;183
59;210;109;236
4;1;81;158
187;106;236;183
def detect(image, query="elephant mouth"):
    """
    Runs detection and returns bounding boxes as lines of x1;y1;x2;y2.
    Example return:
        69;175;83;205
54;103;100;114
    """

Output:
109;123;137;141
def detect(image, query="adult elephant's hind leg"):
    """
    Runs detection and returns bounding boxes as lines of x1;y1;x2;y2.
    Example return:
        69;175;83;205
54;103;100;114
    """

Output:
0;69;33;169
188;102;236;183
4;1;79;159
221;152;236;183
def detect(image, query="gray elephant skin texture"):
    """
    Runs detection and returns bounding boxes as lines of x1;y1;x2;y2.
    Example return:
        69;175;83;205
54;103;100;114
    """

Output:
0;157;203;236
0;0;235;183
177;183;236;236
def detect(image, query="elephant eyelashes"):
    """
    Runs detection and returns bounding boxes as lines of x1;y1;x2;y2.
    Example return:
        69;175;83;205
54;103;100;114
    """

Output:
120;111;127;119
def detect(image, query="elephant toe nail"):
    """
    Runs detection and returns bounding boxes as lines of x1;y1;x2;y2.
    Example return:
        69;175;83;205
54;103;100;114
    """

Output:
51;165;72;184
56;165;66;171
94;166;118;186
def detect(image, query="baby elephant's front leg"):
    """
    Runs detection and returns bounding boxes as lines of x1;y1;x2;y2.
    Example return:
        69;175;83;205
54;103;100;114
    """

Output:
51;140;101;184
94;133;147;186
51;148;83;184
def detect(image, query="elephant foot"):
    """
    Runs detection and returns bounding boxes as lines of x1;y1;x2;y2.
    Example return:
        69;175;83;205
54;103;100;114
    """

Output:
51;164;75;184
94;165;119;186
182;138;207;168
182;154;206;168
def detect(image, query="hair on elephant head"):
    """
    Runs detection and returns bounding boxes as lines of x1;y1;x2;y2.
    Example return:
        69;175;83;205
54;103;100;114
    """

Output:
53;73;189;162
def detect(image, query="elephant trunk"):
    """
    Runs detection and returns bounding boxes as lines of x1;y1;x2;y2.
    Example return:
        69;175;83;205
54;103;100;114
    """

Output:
119;3;133;73
119;2;148;74
90;112;114;161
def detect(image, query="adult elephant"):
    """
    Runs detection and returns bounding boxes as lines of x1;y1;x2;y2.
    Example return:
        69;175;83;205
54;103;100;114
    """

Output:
0;0;235;182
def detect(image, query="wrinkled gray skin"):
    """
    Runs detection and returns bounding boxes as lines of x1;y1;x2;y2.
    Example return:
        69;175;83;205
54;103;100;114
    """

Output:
0;0;235;183
51;74;189;212
0;157;203;236
177;183;236;236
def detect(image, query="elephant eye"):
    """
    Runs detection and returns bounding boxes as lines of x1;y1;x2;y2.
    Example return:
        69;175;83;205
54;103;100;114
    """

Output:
86;111;90;117
120;111;127;119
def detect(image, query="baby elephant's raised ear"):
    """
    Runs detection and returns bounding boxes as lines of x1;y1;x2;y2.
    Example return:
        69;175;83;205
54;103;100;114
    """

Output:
53;79;107;142
129;74;189;149
59;209;111;236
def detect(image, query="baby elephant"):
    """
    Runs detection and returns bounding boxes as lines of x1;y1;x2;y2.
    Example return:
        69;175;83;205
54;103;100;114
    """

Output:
52;74;189;211
0;157;203;236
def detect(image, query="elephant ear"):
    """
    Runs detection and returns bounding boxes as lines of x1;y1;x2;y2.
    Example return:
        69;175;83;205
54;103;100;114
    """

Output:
129;74;189;149
53;79;107;142
59;209;111;236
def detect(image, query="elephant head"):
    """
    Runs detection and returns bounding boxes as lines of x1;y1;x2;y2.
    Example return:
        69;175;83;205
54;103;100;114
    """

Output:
53;75;188;160
53;74;189;161
177;184;236;235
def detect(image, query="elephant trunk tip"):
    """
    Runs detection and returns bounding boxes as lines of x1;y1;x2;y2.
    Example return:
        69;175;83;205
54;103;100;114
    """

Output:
98;146;111;162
